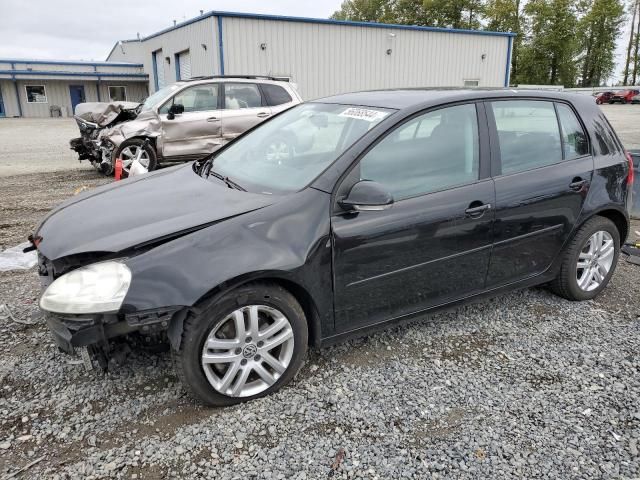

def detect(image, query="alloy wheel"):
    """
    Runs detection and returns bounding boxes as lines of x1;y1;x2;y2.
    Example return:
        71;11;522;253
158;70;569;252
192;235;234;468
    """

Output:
576;230;615;292
120;146;150;174
201;305;295;397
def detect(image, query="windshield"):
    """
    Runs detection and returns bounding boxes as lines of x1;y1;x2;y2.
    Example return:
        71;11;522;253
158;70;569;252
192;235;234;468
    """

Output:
206;103;393;194
140;84;181;111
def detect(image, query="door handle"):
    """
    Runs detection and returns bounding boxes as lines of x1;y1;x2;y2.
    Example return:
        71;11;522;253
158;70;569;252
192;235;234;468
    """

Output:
465;203;491;218
256;112;270;118
206;117;219;122
569;178;588;191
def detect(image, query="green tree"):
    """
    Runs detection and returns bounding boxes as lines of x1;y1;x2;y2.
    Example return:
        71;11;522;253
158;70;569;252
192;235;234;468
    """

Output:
330;0;395;22
331;0;484;28
517;0;579;86
484;0;524;83
577;0;625;87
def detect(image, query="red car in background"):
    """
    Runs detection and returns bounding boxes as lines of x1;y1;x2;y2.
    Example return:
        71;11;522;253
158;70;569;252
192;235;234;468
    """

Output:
609;89;640;104
595;91;614;104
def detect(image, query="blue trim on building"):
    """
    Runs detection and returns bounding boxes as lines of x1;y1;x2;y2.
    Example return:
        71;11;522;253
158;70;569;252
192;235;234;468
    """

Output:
0;58;143;67
0;86;5;117
0;70;148;79
7;62;23;117
140;10;515;42
152;51;160;90
504;36;513;87
13;80;22;117
217;16;225;75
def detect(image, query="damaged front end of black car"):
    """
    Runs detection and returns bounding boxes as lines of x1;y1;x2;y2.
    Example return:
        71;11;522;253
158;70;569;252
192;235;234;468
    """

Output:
32;162;284;367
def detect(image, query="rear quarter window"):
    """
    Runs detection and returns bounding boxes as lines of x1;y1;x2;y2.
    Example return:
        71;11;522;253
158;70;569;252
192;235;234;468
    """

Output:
556;104;589;159
262;84;293;106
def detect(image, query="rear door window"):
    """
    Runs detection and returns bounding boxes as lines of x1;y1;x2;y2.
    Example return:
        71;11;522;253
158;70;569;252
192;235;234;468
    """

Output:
556;104;589;159
224;83;263;109
490;100;562;175
262;84;293;106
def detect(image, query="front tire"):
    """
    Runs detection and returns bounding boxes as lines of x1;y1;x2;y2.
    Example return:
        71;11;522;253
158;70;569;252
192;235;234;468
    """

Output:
174;283;308;406
114;138;157;176
550;216;620;301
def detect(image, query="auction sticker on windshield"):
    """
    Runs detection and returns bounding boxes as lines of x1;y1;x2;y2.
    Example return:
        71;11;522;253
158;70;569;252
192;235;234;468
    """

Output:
339;107;388;122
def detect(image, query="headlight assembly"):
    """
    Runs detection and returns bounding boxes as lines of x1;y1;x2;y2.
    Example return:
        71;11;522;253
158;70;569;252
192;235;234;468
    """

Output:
40;261;131;314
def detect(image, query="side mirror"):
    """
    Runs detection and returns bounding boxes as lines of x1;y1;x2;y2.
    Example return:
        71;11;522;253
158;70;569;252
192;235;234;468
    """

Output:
167;103;184;120
339;180;394;212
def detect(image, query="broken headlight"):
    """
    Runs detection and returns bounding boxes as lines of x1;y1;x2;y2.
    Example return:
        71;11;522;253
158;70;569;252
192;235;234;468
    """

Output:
40;261;131;314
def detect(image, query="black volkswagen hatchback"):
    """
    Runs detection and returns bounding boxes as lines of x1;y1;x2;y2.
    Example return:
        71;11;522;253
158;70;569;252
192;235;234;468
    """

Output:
34;89;632;406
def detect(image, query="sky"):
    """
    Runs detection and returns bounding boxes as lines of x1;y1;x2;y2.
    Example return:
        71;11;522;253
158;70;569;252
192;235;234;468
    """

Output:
0;0;634;84
0;0;344;61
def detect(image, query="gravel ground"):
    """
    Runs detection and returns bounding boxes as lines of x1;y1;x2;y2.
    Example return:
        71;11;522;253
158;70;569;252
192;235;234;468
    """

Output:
1;105;640;479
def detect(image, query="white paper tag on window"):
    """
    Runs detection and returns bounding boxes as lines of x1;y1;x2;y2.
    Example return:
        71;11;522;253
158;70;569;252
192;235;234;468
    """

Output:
339;107;388;122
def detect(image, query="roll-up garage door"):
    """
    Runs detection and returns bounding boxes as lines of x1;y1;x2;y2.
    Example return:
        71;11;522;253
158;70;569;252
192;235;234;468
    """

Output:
178;50;191;80
153;50;165;89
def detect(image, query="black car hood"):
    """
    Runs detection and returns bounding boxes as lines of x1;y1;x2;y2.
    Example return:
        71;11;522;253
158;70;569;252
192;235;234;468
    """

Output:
36;164;276;260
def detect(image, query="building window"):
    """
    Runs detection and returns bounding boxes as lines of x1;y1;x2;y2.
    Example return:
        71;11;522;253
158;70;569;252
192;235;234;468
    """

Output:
463;80;480;87
108;86;127;102
25;85;47;103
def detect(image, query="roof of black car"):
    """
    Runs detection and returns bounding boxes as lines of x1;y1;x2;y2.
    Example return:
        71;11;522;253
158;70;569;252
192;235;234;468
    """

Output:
314;88;583;110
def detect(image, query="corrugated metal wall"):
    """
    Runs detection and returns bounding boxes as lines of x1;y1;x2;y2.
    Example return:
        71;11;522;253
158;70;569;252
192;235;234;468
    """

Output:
99;82;148;102
110;16;219;92
222;18;509;99
107;14;510;99
0;79;148;117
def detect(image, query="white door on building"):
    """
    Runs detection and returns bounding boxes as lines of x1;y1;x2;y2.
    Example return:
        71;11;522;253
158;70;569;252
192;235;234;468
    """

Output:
178;50;191;80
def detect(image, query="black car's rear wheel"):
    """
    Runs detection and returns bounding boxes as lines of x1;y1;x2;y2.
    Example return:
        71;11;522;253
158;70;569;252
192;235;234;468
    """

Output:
174;283;308;406
550;216;620;301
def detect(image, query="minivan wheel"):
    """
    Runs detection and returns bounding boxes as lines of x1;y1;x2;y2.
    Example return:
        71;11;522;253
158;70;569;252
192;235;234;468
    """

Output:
549;216;620;301
114;138;157;176
174;283;308;406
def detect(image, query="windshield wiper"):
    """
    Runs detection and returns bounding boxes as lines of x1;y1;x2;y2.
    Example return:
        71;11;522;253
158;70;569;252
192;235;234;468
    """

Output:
208;170;246;191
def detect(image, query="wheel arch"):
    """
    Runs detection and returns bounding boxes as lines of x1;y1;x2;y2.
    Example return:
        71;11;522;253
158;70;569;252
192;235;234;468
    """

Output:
118;135;158;150
591;208;629;245
168;273;323;351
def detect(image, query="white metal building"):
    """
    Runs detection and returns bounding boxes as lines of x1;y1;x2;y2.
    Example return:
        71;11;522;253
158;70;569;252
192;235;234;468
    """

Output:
0;60;148;118
107;11;515;100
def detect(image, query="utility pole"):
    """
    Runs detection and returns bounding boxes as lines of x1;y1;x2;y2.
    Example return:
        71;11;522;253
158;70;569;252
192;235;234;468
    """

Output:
633;8;640;85
623;0;639;85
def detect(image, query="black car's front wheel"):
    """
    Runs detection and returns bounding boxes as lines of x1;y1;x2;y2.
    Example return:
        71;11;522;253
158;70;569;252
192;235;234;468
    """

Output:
550;216;620;301
174;283;308;406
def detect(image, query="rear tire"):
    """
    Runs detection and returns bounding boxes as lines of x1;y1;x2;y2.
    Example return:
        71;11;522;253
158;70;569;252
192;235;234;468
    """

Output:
174;282;308;406
549;216;620;301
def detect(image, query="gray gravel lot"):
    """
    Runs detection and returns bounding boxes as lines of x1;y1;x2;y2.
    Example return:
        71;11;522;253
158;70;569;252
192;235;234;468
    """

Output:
1;103;640;479
0;118;85;177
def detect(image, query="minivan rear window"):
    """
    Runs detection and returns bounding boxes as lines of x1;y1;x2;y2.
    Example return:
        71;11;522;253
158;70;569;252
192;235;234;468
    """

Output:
262;84;293;106
491;100;562;175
